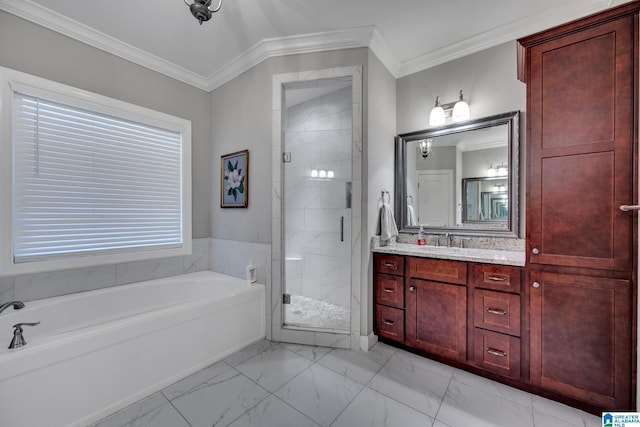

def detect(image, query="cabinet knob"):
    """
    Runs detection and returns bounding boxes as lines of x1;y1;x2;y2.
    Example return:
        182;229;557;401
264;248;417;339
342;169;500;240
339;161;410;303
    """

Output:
532;281;540;289
532;248;540;255
409;286;415;292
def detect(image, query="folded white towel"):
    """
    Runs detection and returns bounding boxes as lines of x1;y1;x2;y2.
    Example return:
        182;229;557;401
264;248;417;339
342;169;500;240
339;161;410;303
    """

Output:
407;204;417;226
380;202;399;241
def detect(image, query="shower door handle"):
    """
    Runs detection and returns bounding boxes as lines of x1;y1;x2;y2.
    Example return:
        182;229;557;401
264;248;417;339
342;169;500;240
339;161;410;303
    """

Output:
340;216;344;242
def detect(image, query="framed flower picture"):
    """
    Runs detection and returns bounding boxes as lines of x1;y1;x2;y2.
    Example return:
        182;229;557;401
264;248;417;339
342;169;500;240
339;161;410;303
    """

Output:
220;150;248;208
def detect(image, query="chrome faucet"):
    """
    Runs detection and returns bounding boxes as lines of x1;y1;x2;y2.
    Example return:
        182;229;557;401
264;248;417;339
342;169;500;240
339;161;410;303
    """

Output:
0;301;25;315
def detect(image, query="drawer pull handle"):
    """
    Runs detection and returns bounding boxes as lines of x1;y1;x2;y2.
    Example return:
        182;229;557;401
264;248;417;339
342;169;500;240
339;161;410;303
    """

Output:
383;262;396;268
486;275;508;282
382;320;395;326
409;286;415;292
486;308;507;316
382;288;395;293
486;347;507;357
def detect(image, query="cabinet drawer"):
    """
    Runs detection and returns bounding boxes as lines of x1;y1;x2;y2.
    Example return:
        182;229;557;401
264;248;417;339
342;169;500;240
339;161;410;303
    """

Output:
473;329;521;379
474;290;521;336
375;304;404;343
471;263;522;293
407;257;467;285
375;254;404;276
375;273;404;308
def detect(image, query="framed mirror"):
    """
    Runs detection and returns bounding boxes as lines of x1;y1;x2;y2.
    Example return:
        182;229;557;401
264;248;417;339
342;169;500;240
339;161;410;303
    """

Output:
395;111;519;237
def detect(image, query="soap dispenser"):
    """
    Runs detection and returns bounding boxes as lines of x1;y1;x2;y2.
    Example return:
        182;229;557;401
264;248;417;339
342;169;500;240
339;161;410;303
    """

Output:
417;225;426;245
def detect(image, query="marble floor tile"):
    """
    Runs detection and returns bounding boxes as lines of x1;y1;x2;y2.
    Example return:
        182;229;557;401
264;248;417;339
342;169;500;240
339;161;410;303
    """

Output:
452;368;533;408
235;345;313;392
162;361;233;400
169;368;269;427
317;346;392;385
436;377;534;427
331;387;434;427
91;340;609;427
531;395;601;427
224;340;275;367
227;395;320;427
121;402;190;427
282;343;333;361
89;393;169;427
367;352;452;417
275;363;363;427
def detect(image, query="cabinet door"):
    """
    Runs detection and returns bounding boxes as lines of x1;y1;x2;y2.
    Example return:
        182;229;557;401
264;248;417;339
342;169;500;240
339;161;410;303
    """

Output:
405;278;466;361
526;16;634;271
529;271;631;409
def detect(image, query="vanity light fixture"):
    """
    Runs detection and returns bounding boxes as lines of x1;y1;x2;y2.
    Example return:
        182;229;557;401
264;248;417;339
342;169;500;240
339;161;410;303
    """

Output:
419;139;433;158
452;91;470;122
185;0;223;25
429;90;471;126
428;97;446;127
493;183;506;192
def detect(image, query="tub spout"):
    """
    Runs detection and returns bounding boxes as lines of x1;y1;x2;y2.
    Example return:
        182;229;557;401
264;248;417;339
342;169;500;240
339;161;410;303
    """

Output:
0;301;25;315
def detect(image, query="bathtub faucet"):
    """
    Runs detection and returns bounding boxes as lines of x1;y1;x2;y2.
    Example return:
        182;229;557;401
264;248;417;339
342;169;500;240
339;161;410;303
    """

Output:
0;301;25;315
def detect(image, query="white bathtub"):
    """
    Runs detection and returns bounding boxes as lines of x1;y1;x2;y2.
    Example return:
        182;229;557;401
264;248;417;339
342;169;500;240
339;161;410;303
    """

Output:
0;271;265;427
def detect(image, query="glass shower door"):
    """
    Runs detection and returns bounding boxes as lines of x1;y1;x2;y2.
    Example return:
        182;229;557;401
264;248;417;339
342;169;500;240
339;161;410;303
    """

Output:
282;79;352;332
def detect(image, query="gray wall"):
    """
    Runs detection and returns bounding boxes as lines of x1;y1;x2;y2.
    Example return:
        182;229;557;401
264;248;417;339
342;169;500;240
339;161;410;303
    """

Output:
364;52;397;336
0;11;212;239
209;48;369;244
396;41;526;236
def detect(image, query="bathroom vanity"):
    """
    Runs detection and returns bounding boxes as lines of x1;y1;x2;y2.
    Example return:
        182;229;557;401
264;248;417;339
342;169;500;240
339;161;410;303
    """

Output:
380;1;640;415
373;245;526;382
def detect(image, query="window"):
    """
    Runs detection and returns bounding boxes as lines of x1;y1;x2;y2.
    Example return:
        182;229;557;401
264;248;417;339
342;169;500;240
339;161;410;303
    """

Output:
0;67;191;275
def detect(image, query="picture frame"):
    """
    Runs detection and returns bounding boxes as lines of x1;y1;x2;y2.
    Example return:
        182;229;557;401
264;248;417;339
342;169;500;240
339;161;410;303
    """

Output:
220;149;248;208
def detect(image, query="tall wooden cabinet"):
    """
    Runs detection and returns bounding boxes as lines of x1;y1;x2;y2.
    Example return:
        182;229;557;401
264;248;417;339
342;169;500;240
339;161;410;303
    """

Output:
518;2;638;411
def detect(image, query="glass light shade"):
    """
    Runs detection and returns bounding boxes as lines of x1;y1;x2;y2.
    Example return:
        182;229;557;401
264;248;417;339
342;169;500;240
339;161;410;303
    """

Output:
497;165;508;176
311;169;318;178
319;170;327;178
429;106;445;127
419;139;433;158
487;165;496;177
452;100;470;122
327;170;334;178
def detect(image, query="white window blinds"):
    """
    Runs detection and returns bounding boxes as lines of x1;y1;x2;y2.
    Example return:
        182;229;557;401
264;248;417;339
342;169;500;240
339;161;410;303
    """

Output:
12;90;184;262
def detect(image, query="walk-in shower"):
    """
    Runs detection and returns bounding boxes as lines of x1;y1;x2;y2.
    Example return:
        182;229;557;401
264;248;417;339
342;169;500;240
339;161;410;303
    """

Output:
282;78;353;332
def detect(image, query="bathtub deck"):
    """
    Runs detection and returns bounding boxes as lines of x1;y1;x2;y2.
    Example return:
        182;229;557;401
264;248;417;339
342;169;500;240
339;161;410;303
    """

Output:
90;340;602;427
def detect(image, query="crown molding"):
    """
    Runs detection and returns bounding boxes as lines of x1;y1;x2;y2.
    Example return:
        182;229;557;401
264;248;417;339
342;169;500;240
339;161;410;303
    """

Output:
0;0;211;90
396;0;617;77
204;26;381;91
0;0;624;91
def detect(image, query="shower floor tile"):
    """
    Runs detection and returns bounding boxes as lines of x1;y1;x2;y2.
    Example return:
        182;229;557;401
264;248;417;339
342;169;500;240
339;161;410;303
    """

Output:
92;340;603;427
284;294;350;330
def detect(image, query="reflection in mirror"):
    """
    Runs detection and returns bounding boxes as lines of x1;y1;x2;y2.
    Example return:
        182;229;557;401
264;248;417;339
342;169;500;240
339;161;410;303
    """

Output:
395;111;519;237
463;177;508;224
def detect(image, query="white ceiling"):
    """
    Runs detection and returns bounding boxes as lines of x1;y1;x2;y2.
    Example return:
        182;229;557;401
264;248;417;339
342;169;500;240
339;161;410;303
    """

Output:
0;0;629;92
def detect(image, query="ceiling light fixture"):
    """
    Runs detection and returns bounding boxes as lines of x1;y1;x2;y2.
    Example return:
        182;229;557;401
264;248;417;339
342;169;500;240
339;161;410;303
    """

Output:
185;0;223;25
418;139;433;158
429;90;471;126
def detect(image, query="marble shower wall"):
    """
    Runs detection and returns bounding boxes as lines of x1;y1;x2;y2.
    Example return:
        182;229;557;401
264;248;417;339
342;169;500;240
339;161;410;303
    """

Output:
284;86;352;309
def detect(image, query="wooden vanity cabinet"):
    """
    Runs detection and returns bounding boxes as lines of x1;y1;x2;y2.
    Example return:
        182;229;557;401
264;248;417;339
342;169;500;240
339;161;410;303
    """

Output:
470;263;522;379
518;1;638;411
404;257;468;361
373;254;405;343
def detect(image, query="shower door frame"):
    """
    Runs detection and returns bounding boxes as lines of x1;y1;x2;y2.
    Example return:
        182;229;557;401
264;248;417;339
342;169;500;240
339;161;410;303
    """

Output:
271;67;363;349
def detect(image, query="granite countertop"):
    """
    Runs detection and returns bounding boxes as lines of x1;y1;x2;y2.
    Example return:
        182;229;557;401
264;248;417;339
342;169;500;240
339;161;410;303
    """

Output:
373;242;526;266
